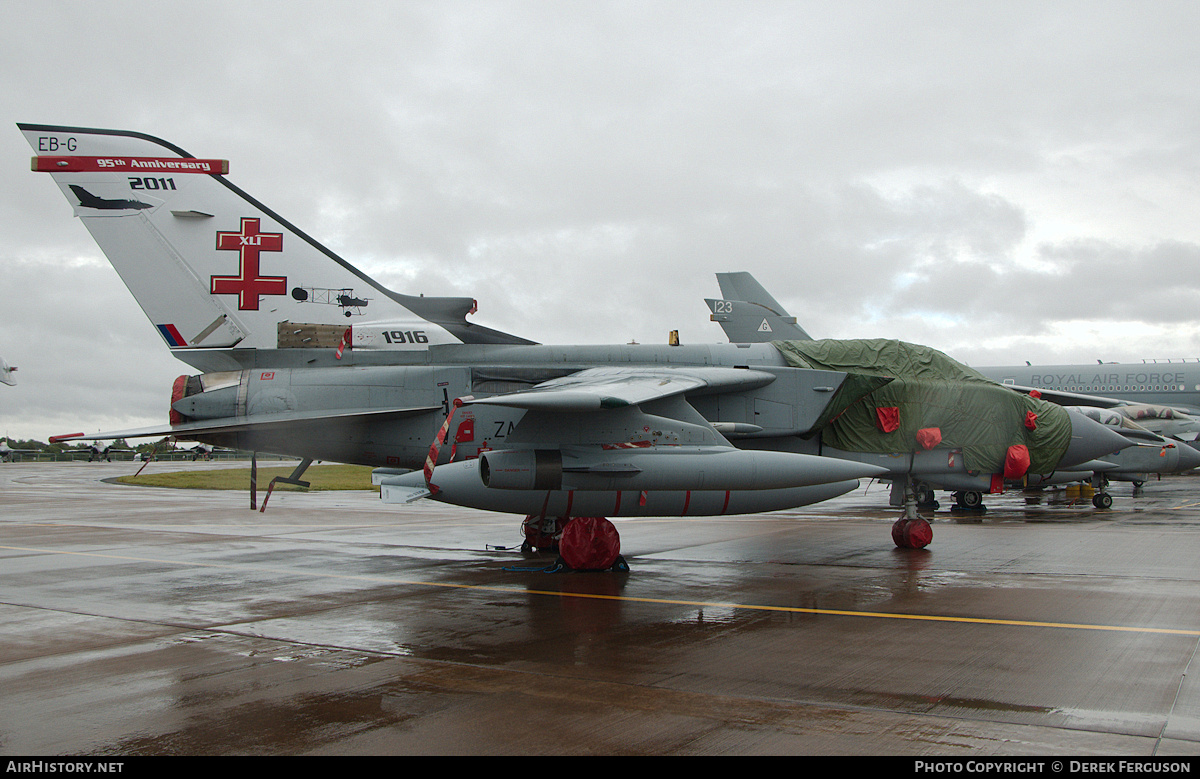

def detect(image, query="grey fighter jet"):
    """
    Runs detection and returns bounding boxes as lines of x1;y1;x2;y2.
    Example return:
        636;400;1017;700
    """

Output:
0;438;40;462
47;434;136;462
703;272;1200;508
22;124;1132;556
706;272;1200;420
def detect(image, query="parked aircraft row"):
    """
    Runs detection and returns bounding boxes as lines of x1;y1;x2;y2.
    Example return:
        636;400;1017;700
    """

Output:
1;436;236;463
1;437;128;462
17;123;1175;560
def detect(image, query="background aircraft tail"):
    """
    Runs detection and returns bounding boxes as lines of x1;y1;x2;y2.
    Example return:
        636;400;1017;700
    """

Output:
705;271;812;342
21;124;531;365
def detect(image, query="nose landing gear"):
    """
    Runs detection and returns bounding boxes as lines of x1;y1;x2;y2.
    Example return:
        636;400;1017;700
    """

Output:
892;477;933;549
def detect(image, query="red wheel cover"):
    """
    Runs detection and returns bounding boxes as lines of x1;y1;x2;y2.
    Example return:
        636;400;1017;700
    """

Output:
559;517;621;570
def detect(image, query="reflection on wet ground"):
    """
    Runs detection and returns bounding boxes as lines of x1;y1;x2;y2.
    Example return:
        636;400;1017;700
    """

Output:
1;463;1198;754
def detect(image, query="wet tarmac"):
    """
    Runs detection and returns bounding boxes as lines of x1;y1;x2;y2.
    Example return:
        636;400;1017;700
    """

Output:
2;461;1200;756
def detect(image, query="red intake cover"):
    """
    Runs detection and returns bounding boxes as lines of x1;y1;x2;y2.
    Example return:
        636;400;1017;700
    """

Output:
169;375;189;426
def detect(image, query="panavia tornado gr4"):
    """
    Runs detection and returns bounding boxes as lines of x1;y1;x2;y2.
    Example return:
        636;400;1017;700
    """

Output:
21;124;1131;560
704;272;1200;512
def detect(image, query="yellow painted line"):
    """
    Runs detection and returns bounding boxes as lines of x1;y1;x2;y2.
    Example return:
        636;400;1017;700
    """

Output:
3;544;1200;637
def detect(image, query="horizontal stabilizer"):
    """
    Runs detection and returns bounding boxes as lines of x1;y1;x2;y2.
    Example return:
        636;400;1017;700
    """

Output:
50;404;441;442
375;470;433;504
370;467;414;485
380;484;433;504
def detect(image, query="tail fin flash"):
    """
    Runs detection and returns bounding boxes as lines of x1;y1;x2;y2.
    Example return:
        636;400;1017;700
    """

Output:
22;124;531;361
705;272;812;342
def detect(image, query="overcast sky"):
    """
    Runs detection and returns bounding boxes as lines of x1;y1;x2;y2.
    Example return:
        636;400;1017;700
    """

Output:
3;1;1200;443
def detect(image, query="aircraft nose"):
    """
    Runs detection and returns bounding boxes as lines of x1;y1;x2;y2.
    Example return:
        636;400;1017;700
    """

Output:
1174;441;1200;472
1059;408;1136;468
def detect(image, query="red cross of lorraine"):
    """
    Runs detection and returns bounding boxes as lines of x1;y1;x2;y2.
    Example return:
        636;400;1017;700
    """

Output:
211;217;286;310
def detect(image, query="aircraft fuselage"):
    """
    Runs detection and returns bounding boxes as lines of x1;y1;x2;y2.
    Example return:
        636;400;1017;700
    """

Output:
978;363;1200;413
171;341;1128;497
175;341;841;467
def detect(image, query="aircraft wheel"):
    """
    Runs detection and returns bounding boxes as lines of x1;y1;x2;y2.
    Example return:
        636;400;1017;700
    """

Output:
915;485;936;506
891;517;933;549
559;517;621;571
1092;493;1113;509
522;515;560;553
957;490;984;510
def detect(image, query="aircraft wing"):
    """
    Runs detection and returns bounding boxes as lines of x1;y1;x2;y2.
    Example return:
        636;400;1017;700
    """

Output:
465;366;776;412
416;364;885;501
998;383;1126;409
50;405;442;442
455;364;857;458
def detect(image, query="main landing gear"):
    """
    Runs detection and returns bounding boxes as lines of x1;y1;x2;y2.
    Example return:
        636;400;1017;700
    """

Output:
1090;474;1113;509
520;514;629;572
952;490;986;511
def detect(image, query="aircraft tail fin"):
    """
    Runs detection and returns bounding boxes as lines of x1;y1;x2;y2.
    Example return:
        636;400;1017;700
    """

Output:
705;272;812;342
21;124;532;365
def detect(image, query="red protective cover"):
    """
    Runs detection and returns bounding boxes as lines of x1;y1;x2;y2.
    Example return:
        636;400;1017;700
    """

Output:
915;427;942;450
169;374;189;426
1004;444;1031;479
1024;411;1038;430
523;516;560;552
560;517;621;571
875;406;900;433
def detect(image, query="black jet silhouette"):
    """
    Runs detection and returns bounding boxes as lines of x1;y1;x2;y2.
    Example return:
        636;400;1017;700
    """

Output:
70;185;153;210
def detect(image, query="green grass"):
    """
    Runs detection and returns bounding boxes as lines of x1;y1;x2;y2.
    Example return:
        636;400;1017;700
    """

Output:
115;464;380;491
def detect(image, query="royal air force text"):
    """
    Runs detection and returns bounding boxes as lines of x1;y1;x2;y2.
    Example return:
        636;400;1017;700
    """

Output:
1029;372;1186;388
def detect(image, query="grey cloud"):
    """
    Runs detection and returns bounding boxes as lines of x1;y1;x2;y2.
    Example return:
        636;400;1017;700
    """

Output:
5;1;1200;440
